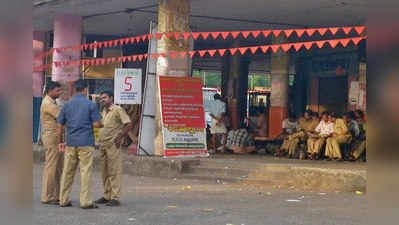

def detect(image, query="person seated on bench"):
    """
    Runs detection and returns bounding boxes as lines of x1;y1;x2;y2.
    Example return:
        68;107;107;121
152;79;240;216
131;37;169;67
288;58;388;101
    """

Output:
342;111;360;159
325;112;352;161
277;110;317;158
349;121;366;161
307;111;334;160
224;123;256;154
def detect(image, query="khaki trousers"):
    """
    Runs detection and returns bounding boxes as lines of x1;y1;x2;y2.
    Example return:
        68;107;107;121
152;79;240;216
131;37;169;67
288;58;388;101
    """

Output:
41;138;64;202
325;135;351;159
307;137;326;154
59;146;94;207
99;141;122;201
352;140;366;159
281;131;306;156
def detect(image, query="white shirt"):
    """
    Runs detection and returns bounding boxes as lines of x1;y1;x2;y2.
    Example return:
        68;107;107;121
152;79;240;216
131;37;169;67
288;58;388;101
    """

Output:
315;120;334;135
210;99;226;119
282;119;299;134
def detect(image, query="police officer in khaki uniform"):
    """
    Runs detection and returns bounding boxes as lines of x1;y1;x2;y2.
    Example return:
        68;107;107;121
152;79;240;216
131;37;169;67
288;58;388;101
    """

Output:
95;90;132;207
40;81;63;205
57;79;103;209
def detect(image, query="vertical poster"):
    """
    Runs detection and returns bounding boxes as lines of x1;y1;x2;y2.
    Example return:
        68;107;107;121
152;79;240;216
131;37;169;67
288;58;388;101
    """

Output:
159;76;208;158
114;68;142;105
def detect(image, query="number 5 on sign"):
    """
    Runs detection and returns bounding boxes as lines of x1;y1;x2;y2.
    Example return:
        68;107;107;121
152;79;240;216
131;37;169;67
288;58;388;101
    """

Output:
114;68;142;105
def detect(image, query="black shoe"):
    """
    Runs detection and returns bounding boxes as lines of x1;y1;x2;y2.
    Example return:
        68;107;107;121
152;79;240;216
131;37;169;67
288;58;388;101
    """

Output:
81;204;99;209
42;200;59;205
60;201;72;207
106;200;120;207
95;197;110;204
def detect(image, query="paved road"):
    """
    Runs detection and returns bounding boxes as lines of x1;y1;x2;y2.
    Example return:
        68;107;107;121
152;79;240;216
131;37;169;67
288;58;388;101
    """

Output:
33;164;366;225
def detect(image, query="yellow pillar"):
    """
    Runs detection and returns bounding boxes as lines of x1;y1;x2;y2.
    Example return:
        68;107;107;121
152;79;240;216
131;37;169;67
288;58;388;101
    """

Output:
154;0;191;156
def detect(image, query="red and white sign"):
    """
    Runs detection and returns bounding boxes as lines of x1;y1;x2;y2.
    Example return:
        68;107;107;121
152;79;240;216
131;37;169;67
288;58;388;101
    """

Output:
114;68;142;104
159;76;208;158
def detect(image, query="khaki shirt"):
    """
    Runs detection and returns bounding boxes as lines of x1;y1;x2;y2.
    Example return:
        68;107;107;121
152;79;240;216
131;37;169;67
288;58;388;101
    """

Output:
98;105;131;143
333;118;350;136
298;118;318;132
40;95;60;142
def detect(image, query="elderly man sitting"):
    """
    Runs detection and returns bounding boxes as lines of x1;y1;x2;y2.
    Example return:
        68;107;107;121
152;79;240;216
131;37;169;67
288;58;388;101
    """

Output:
224;123;256;154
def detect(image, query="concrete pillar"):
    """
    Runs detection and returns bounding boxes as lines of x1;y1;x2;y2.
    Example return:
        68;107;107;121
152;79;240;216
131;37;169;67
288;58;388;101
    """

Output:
154;0;191;156
33;31;46;97
52;15;82;102
269;36;290;138
225;40;250;130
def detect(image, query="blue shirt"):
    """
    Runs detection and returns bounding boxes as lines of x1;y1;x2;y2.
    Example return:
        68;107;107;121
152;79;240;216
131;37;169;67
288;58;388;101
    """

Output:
57;94;102;147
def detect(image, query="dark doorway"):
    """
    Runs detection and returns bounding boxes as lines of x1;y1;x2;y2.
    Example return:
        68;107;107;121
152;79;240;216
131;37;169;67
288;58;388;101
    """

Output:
318;76;348;113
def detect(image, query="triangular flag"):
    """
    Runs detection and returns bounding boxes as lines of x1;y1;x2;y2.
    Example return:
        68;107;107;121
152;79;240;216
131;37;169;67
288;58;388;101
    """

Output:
191;32;201;40
101;42;106;48
271;45;280;53
281;44;292;52
124;38;130;44
318;28;328;36
107;58;112;63
201;32;210;40
306;29;316;37
231;31;240;39
156;33;163;40
229;48;238;55
151;53;159;59
100;59;106;65
251;31;261;38
128;56;133;61
170;52;178;58
180;52;187;57
108;40;113;47
238;47;248;55
211;32;220;39
328;39;340;48
111;57;116;62
141;35;147;42
119;39;125;45
147;34;153;40
293;43;303;51
218;49;227;56
354;26;365;35
174;33;181;40
117;57;122;62
199;50;207;57
122;57;127;62
189;51;196;57
90;59;96;65
250;46;259;54
295;29;306;38
130;37;135;44
342;27;352;35
242;31;251;39
135;36;141;43
304;42;313;50
272;30;282;38
284;30;294;38
340;38;350;47
132;55;137;61
221;32;230;39
114;40;119;46
262;30;271;38
143;54;148;59
138;55;144;61
329;27;339;35
165;32;174;40
352;37;362;45
161;53;167;58
208;50;217;57
182;32;191;40
260;46;270;53
316;40;326;48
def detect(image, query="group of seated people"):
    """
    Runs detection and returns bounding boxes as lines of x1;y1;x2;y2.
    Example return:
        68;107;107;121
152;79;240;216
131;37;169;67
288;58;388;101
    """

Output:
275;110;366;161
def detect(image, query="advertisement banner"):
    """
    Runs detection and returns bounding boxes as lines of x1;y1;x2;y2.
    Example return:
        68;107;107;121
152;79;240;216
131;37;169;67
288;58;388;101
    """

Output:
159;76;208;158
114;68;142;105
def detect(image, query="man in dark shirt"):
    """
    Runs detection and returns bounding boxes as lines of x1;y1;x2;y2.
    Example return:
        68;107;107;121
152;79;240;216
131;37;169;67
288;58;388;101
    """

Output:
57;79;103;209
